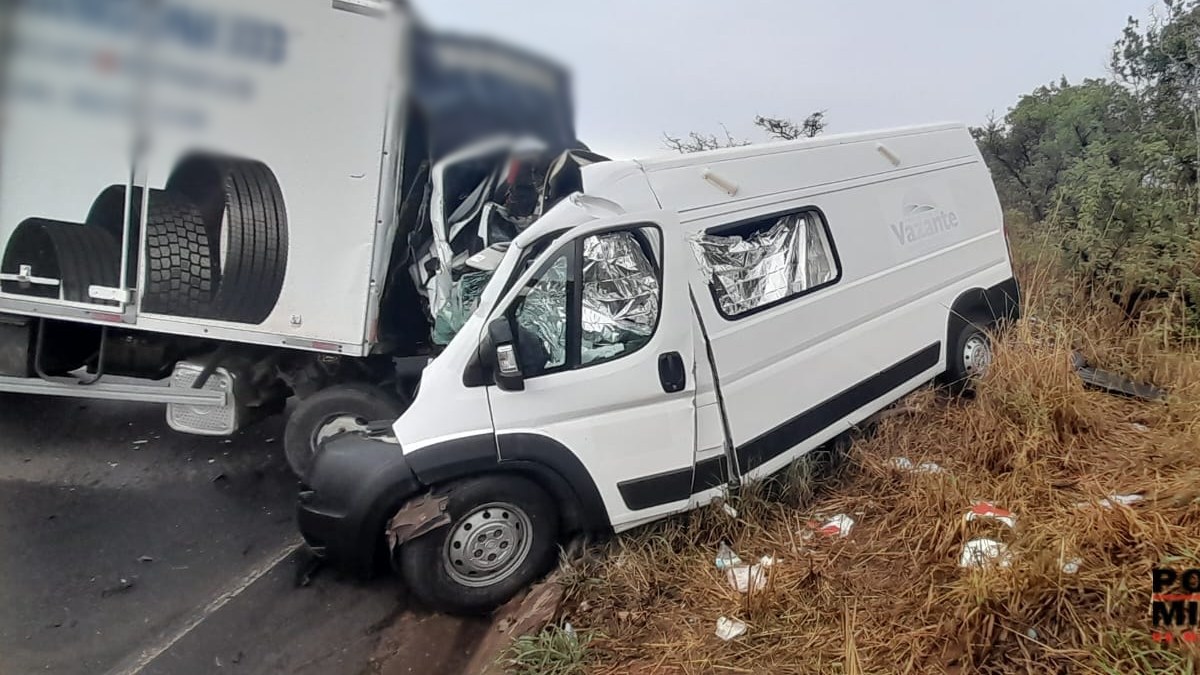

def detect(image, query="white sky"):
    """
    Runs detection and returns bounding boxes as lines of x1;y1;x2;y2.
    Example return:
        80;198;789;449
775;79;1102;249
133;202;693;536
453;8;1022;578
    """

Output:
414;0;1153;159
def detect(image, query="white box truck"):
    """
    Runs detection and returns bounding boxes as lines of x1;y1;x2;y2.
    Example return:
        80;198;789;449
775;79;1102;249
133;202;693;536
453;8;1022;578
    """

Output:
297;123;1021;614
0;0;592;475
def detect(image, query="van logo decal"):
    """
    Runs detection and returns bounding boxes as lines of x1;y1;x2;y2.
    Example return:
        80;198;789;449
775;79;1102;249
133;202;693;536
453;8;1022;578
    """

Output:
889;204;960;245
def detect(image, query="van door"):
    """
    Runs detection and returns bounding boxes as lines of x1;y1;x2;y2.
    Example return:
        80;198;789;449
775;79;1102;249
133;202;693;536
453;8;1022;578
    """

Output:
484;211;697;530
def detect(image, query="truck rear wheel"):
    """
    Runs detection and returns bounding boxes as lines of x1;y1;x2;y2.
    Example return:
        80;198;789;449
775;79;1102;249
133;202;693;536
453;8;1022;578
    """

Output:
284;383;405;479
397;475;560;615
1;219;120;306
167;155;288;325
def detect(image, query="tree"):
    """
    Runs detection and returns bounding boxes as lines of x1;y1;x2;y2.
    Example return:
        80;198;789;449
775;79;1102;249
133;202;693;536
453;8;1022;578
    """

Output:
663;111;828;154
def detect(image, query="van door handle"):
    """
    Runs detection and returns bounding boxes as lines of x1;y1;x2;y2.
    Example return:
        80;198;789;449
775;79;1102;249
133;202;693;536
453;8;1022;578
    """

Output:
658;352;686;393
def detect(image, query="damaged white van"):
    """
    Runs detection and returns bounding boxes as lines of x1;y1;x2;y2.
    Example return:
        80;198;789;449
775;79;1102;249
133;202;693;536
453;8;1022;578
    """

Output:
297;123;1020;613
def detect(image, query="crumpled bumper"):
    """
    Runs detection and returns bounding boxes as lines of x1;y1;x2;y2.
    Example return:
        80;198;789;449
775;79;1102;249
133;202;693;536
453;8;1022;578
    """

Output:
296;432;423;578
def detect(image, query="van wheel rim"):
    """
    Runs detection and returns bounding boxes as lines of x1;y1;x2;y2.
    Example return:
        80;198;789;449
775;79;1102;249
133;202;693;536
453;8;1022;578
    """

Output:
963;334;992;376
444;502;532;588
313;414;369;447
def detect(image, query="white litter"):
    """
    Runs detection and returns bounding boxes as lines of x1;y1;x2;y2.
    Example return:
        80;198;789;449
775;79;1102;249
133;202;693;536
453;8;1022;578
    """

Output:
726;564;768;593
1062;558;1082;574
959;538;1012;569
965;502;1017;529
715;616;748;641
131;439;149;446
715;543;742;571
1131;423;1150;432
889;457;945;474
721;502;739;519
1099;494;1144;509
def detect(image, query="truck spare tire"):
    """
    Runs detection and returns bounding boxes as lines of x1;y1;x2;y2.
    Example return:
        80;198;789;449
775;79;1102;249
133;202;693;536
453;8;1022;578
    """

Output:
167;155;289;325
142;192;218;318
1;219;120;306
87;186;218;317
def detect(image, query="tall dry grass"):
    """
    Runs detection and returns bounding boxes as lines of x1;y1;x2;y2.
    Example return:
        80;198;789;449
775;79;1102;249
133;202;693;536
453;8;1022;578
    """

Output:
559;238;1200;674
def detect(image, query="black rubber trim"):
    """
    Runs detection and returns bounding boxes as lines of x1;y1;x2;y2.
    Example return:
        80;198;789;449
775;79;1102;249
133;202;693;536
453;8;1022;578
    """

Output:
617;466;692;511
391;431;611;534
735;342;942;473
691;455;728;494
296;433;422;578
985;277;1021;324
496;433;610;533
406;434;498;486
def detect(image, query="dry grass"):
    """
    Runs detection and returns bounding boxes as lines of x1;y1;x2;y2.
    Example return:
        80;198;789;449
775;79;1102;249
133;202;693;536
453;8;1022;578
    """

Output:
558;243;1200;674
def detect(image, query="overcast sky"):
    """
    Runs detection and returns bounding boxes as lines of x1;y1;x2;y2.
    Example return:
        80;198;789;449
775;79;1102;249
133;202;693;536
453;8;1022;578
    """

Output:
415;0;1153;159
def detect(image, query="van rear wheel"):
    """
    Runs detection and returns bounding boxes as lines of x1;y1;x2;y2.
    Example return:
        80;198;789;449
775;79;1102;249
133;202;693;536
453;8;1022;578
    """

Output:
397;475;559;615
942;313;993;390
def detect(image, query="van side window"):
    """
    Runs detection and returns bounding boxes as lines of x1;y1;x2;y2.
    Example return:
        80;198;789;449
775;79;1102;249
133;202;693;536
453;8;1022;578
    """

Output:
690;209;839;318
506;226;662;377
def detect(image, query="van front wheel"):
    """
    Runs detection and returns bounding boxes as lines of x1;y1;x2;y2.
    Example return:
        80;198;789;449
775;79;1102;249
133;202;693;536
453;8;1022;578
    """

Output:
397;475;559;615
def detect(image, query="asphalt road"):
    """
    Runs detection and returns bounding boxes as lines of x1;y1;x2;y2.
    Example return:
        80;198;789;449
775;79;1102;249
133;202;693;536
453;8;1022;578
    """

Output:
0;393;486;675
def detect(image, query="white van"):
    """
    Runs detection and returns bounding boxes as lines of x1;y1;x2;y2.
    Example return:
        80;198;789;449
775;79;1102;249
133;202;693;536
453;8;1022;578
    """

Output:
296;123;1020;614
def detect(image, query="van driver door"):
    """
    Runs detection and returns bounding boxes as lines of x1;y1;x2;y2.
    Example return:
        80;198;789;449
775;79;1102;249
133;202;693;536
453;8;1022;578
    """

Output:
483;212;697;530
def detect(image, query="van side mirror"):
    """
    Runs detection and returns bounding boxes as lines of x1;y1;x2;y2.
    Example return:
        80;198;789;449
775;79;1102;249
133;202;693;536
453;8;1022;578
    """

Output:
487;317;525;392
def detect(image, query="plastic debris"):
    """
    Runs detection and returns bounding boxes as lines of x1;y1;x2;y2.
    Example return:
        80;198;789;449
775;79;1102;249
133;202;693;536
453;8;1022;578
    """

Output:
715;616;748;641
721;502;739;519
1130;423;1150;432
807;514;855;538
726;563;768;593
965;502;1017;529
1071;352;1166;401
131;439;148;446
959;538;1012;569
1062;558;1082;574
889;457;944;474
715;543;743;571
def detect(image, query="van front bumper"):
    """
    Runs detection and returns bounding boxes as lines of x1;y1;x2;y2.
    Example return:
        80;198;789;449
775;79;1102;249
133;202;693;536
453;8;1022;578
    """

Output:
296;433;422;578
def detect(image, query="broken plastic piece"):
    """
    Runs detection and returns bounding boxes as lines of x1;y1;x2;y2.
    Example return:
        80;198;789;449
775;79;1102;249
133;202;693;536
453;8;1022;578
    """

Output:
715;616;748;641
959;538;1012;569
385;493;451;550
1062;558;1082;574
965;502;1017;529
721;502;739;519
1071;352;1166;401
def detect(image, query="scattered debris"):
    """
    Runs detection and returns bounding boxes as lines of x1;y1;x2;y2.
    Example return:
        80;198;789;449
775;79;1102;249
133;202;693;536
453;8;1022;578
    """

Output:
100;577;136;597
959;538;1012;569
965;502;1017;529
715;616;748;641
137;555;154;563
1071;352;1166;401
721;502;739;519
264;437;276;444
1130;423;1150;432
107;462;119;468
1026;627;1040;640
1062;558;1082;574
806;514;856;538
715;543;742;571
131;439;148;446
889;457;945;474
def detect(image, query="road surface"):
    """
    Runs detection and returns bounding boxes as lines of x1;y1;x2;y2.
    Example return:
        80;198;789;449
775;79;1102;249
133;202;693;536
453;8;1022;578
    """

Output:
0;393;487;675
